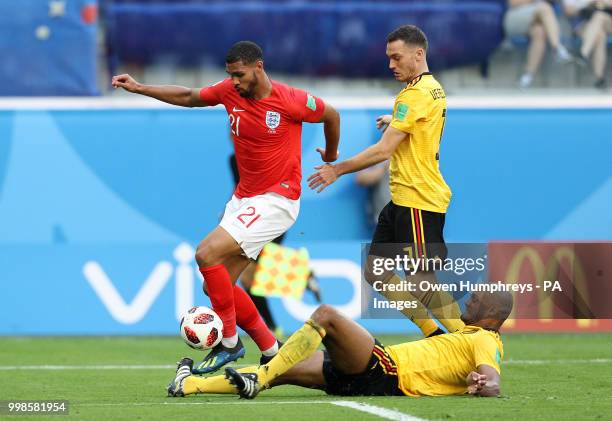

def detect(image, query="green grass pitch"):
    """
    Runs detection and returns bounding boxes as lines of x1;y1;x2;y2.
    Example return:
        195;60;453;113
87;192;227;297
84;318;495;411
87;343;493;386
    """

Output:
1;334;611;420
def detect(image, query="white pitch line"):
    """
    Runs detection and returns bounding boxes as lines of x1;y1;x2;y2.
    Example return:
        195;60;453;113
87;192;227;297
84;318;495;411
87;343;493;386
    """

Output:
0;359;610;370
0;363;256;370
0;364;176;370
76;400;333;407
504;358;612;365
332;401;426;421
76;400;426;421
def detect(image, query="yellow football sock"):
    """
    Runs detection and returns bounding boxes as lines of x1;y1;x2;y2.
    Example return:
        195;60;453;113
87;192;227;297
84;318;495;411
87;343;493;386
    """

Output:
381;274;440;336
412;272;464;333
436;317;465;333
420;290;464;333
183;365;259;395
414;317;441;337
183;320;326;395
257;319;326;389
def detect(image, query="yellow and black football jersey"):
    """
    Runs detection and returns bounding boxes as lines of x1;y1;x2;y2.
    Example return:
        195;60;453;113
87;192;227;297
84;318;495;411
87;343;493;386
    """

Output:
389;72;452;213
387;325;503;397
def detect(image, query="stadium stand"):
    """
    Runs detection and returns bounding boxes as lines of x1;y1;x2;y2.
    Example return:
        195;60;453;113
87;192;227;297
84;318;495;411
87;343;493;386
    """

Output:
104;1;505;77
0;0;98;96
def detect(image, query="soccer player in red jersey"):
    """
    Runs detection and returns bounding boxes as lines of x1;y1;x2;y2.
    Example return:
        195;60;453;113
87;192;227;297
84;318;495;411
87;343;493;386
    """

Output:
112;41;340;373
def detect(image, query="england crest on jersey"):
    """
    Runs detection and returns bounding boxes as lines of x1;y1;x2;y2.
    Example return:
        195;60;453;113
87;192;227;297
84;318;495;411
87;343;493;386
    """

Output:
266;111;281;129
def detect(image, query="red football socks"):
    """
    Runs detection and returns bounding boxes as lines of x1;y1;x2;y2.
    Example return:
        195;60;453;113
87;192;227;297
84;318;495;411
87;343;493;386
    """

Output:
233;285;277;352
199;264;236;339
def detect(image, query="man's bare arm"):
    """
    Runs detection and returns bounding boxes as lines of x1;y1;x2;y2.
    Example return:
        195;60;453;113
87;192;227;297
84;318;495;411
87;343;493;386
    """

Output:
467;364;501;397
335;126;404;176
111;74;208;108
315;102;341;162
307;125;405;193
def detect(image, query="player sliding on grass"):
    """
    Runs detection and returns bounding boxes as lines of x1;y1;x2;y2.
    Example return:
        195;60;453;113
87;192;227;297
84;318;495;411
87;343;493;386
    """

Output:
112;41;340;374
168;290;513;398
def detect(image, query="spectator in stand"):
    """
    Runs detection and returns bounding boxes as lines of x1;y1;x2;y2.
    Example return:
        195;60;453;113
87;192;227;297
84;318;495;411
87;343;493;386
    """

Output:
504;0;574;88
563;0;612;88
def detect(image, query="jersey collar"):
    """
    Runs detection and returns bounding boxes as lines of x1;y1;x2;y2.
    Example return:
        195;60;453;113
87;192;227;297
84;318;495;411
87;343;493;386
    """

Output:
406;72;432;88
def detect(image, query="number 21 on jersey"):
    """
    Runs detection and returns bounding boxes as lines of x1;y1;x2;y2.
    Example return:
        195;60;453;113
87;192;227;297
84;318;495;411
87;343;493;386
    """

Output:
229;113;241;137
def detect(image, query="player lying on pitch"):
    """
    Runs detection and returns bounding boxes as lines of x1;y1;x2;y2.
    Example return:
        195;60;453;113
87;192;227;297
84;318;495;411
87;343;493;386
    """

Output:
167;290;513;398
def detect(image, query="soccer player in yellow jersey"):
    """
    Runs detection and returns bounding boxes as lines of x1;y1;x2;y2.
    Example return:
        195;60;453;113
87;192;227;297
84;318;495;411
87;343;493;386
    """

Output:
308;24;462;337
167;291;512;399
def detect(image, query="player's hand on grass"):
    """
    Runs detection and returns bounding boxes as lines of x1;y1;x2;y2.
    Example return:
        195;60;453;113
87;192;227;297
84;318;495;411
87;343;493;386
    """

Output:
316;147;339;163
111;74;141;93
308;164;338;193
466;371;487;395
376;114;392;131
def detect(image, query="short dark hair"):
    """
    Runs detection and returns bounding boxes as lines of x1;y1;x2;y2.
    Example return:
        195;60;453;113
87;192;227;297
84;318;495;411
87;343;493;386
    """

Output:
387;25;428;52
226;41;263;64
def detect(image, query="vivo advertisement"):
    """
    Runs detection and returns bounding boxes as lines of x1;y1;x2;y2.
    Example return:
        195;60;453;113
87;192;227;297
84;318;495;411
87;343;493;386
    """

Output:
0;106;611;334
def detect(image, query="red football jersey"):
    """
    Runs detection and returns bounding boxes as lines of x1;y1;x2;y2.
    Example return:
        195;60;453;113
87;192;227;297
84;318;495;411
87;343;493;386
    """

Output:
199;79;325;200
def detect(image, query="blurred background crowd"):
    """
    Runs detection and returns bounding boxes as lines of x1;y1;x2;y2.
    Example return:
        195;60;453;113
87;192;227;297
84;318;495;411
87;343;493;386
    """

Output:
0;0;610;97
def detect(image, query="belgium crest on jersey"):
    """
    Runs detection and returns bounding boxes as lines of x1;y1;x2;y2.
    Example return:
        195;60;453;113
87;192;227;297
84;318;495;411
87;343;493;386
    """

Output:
266;111;281;129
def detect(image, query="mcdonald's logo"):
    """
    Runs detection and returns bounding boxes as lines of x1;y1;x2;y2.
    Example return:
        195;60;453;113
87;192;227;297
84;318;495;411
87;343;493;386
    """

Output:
502;245;592;327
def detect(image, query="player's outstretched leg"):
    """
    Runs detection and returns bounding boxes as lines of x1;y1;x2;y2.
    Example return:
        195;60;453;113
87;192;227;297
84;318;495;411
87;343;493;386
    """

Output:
167;357;194;397
181;307;364;399
170;364;261;396
193;261;280;374
310;304;376;376
194;228;250;374
225;254;281;364
253;319;326;391
214;321;323;400
232;283;280;362
242;303;375;397
225;367;261;399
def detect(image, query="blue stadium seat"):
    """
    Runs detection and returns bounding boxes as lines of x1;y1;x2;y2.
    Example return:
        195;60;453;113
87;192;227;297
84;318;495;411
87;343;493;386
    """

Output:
105;1;505;77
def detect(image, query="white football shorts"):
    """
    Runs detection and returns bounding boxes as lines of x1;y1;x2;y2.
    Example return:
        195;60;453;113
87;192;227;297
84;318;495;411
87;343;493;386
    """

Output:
219;192;300;259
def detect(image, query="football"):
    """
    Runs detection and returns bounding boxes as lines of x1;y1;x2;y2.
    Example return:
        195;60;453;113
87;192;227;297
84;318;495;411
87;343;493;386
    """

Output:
179;306;223;350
